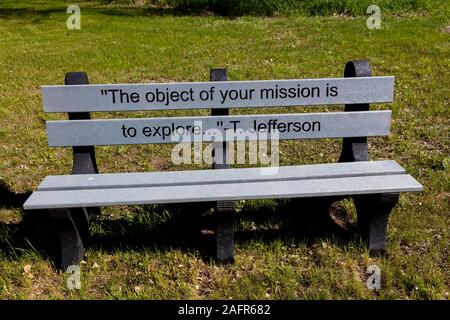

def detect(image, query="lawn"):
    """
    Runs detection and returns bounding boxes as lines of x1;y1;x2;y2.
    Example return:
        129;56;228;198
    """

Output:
0;0;448;299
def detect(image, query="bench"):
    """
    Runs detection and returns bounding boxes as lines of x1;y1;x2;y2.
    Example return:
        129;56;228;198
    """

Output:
23;60;423;269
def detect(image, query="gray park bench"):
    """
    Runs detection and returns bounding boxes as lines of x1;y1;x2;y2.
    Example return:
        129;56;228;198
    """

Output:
23;60;422;268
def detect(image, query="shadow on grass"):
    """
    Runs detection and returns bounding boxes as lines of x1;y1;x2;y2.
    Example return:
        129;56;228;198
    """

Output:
0;5;239;21
93;6;210;17
0;180;44;258
89;197;357;259
0;180;31;209
0;7;67;21
0;196;360;264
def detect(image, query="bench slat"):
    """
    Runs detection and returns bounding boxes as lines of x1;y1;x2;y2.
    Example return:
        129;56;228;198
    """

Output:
24;174;422;210
42;76;394;112
37;160;405;191
46;111;391;147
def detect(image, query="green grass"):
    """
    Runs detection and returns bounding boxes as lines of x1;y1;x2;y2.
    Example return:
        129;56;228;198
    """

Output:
0;0;449;299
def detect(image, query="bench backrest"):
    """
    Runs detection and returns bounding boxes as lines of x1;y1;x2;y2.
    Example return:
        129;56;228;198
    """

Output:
41;61;394;160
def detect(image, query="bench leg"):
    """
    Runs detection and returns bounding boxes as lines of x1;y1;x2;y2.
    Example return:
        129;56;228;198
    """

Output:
216;201;235;264
353;193;399;256
69;207;92;246
49;209;85;269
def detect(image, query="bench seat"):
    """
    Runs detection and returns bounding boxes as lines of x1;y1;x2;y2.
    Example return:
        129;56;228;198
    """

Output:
24;160;422;210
